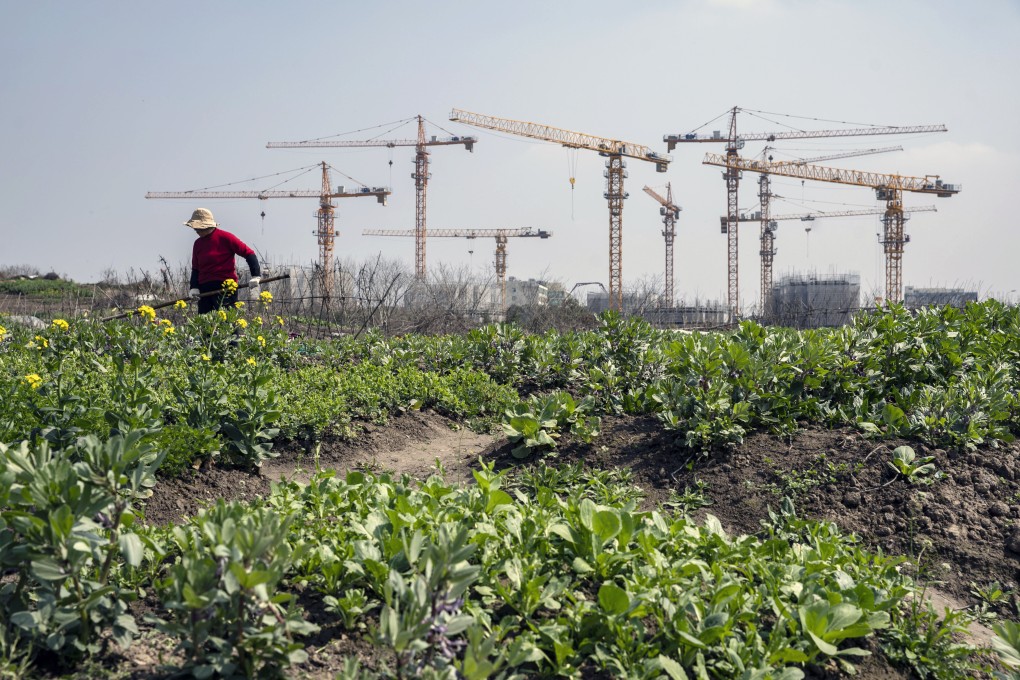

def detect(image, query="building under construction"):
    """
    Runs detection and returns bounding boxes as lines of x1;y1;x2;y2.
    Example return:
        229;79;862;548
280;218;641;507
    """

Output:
644;301;732;328
903;286;978;310
768;272;861;328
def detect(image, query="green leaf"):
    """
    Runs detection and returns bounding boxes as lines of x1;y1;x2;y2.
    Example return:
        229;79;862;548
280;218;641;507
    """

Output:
486;489;513;513
31;558;68;582
808;630;839;656
572;557;593;574
9;611;40;631
598;582;630;616
592;509;621;543
119;532;144;567
656;655;689;680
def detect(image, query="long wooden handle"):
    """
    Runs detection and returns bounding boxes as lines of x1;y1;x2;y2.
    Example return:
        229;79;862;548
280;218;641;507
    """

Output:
101;273;291;322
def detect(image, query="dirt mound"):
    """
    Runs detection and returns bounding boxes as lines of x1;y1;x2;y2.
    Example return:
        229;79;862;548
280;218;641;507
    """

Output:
138;410;1017;677
543;415;1020;606
147;411;1020;607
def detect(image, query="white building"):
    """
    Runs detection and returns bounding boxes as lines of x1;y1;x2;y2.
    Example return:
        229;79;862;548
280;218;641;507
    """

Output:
507;277;548;307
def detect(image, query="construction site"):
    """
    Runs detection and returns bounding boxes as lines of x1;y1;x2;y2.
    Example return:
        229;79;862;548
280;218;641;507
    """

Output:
133;106;972;331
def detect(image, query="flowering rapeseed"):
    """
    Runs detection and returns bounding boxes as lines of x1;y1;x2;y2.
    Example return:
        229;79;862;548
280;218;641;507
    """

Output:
0;325;6;341
276;316;285;326
259;290;273;305
257;335;266;348
221;279;239;295
246;357;257;366
236;318;249;329
23;373;42;390
27;335;48;349
137;305;156;322
52;319;69;331
234;301;245;309
217;310;228;322
201;354;211;362
254;316;263;326
174;299;188;310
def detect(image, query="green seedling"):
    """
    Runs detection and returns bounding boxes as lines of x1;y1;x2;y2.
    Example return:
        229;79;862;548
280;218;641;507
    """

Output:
888;445;938;484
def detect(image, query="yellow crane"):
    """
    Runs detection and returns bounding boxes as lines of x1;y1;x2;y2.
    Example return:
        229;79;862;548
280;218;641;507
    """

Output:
703;153;960;304
641;184;681;308
362;227;551;313
146;161;389;296
450;108;670;311
665;107;947;316
753;145;903;310
267;116;476;280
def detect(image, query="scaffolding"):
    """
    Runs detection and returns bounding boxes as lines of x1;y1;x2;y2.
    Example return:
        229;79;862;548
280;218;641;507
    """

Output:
768;271;861;328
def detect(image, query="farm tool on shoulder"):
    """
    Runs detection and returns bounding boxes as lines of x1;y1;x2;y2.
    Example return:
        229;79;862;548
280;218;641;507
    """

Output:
101;273;290;322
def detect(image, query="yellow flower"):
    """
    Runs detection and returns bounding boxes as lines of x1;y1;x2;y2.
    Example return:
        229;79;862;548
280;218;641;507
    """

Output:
257;335;266;347
259;290;273;305
137;305;156;322
163;325;175;335
0;325;7;340
34;335;48;349
221;279;238;294
246;357;257;366
236;318;248;329
234;301;245;309
254;316;263;326
23;373;42;390
52;319;69;331
276;315;284;326
217;310;227;322
174;300;187;310
201;354;211;362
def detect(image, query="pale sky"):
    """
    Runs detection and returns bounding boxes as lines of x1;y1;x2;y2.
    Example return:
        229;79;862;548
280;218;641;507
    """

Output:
2;0;1018;308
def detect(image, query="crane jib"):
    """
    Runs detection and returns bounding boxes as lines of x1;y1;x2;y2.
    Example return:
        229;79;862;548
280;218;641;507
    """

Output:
702;154;961;196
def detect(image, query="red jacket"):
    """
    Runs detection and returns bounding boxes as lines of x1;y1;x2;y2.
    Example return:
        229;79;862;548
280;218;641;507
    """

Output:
191;228;258;285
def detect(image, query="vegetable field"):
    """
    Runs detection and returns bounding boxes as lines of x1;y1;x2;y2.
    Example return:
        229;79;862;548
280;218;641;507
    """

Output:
2;301;1020;678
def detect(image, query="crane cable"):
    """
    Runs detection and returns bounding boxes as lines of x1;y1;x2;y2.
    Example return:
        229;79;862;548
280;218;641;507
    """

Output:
567;148;579;220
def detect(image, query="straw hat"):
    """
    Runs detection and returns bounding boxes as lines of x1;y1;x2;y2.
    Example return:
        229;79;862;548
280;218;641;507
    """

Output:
184;208;218;230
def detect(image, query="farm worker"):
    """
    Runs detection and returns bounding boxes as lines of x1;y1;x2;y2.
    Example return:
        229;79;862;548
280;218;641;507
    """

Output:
184;208;262;313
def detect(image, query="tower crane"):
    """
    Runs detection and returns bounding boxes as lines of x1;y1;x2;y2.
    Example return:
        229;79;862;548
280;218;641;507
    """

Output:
362;227;551;313
450;108;670;312
665;107;946;316
146;162;389;297
267;116;476;280
703;153;960;304
754;145;903;311
641;184;681;308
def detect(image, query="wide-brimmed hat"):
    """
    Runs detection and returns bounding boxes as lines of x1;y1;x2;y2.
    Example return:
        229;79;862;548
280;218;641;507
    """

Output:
184;208;218;230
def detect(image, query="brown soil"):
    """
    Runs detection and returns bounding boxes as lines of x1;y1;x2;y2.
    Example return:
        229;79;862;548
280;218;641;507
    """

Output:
134;410;1018;678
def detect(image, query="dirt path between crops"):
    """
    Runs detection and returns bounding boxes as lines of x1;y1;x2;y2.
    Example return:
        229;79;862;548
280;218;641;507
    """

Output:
261;410;497;485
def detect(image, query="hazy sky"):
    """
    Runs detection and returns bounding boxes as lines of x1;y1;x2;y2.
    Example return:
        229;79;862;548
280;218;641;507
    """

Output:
2;0;1017;308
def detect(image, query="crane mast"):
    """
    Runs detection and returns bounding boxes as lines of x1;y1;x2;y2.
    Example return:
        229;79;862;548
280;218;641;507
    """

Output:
363;227;551;313
704;153;960;304
414;117;429;279
146;162;390;298
451;108;669;312
642;184;681;308
667;107;946;317
267;116;477;281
